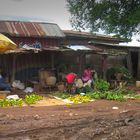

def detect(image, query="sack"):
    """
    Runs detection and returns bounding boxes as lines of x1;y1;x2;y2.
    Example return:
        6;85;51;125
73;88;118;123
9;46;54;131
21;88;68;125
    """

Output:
24;87;34;93
7;95;19;100
12;80;25;90
75;78;83;88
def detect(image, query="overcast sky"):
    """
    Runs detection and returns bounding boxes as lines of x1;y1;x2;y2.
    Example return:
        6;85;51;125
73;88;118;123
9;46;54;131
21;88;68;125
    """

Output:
0;0;139;45
0;0;72;29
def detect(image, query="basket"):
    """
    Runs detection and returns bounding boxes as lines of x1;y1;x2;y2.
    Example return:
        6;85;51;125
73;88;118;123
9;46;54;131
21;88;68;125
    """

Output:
46;76;56;86
57;83;65;92
39;70;50;87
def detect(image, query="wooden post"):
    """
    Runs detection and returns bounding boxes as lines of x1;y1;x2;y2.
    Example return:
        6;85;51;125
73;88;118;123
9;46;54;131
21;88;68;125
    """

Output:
126;51;132;75
51;52;55;70
137;52;140;79
11;54;16;84
79;52;86;76
102;54;108;79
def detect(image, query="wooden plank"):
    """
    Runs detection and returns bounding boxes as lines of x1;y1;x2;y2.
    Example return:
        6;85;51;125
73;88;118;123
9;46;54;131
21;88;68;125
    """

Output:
79;53;86;76
137;52;140;79
11;54;16;84
51;52;55;70
126;51;132;75
102;54;108;79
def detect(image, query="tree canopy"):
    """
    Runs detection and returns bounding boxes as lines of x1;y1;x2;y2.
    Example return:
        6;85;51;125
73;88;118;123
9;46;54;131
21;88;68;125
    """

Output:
67;0;140;39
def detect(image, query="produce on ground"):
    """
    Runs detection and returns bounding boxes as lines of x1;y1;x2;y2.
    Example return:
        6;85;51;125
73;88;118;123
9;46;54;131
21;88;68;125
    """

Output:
0;93;43;107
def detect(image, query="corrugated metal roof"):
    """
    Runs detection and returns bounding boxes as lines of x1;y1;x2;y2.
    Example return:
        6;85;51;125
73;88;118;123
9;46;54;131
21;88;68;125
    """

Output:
65;45;103;52
66;45;92;51
91;41;140;48
0;21;65;38
63;30;124;43
3;44;103;53
2;48;40;54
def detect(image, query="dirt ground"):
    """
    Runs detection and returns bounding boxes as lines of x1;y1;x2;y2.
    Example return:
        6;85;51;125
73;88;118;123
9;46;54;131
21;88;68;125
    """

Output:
0;97;140;140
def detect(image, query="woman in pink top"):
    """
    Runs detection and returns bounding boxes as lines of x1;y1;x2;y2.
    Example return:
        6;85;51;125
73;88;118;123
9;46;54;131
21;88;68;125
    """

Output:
82;65;92;82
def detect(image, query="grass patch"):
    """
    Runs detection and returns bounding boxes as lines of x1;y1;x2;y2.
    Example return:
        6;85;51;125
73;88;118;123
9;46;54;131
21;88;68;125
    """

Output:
134;95;140;99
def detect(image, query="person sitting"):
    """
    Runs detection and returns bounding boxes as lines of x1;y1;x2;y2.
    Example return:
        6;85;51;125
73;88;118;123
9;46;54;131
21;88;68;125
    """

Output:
0;71;11;91
65;72;77;93
82;65;93;82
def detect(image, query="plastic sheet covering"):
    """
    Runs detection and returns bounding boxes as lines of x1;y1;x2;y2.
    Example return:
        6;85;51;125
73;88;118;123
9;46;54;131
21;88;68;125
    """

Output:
0;33;17;52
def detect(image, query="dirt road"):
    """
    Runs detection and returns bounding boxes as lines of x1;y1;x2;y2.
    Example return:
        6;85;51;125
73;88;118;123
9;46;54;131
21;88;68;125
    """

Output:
0;99;140;140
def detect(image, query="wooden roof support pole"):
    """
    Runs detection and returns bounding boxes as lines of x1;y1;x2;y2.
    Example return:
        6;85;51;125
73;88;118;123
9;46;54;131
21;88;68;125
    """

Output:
11;54;16;84
79;52;86;76
137;52;140;79
78;53;82;76
102;54;108;80
51;52;55;70
126;51;132;76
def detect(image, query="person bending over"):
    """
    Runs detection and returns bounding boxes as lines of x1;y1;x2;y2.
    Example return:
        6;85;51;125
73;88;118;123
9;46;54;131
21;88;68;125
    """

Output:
65;72;77;93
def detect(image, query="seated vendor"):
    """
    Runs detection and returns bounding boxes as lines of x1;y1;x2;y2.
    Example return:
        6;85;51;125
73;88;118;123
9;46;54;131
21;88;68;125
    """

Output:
82;65;96;88
82;65;93;83
82;65;93;82
65;72;77;93
65;72;77;84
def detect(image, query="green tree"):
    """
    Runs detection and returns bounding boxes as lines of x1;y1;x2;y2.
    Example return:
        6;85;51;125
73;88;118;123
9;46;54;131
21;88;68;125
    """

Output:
67;0;140;39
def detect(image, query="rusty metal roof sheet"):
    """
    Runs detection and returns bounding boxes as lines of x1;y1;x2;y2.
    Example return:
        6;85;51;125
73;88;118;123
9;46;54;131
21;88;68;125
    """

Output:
63;30;124;43
2;47;42;54
87;45;103;52
92;41;140;48
0;21;65;38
